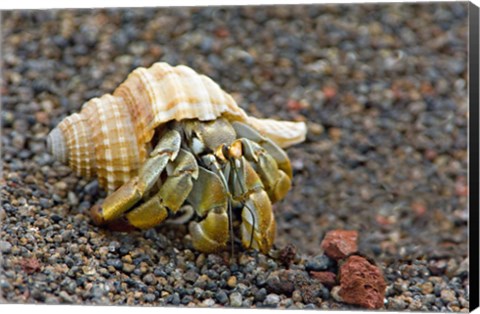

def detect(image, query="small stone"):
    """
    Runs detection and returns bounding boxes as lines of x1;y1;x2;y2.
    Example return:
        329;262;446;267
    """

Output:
202;298;215;307
84;181;99;196
305;254;334;271
183;270;199;283
68;191;79;206
455;258;468;277
428;260;447;275
338;255;386;309
264;293;280;307
45;296;60;304
143;293;156;302
54;181;68;191
61;230;74;241
331;286;343;302
278;243;297;267
168;293;180;305
388;297;407;310
409;299;423;311
292;290;303;303
0;241;12;253
215;290;229;304
50;214;62;223
321;230;358;260
142;273;157;285
440;289;457;303
420;281;434;294
310;271;337;288
122;263;135;273
254;287;267;302
446;258;459;277
196;253;206;268
227;275;237;288
59;291;74;304
229;291;242;307
19;257;42;273
39;198;53;209
265;270;295;296
107;259;123;270
299;283;321;304
108;241;121;252
121;254;133;264
181;295;193;305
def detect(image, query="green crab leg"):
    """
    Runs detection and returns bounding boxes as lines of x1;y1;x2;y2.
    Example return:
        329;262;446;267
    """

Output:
90;129;181;225
124;148;198;229
231;121;293;178
231;136;291;204
187;167;229;253
233;156;276;254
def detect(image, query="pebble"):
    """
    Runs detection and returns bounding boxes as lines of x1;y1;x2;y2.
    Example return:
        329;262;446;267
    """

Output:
215;290;229;304
142;273;157;286
320;230;358;260
84;181;99;196
230;291;243;307
310;271;337;288
59;291;74;303
183;270;199;283
107;259;123;270
122;263;135;273
292;290;303;303
0;241;12;253
142;293;156;303
388;297;407;310
254;287;267;302
68;191;79;206
421;282;434;294
227;275;237;288
202;298;215;307
265;270;295;295
305;254;334;272
331;286;343;302
264;293;280;307
440;289;457;303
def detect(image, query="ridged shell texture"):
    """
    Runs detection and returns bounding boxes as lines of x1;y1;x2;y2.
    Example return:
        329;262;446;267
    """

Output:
48;62;307;192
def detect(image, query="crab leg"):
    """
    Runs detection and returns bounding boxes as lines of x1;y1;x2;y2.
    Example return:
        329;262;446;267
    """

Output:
90;129;181;225
231;156;276;254
123;148;198;229
187;167;229;253
231;121;292;178
229;123;292;203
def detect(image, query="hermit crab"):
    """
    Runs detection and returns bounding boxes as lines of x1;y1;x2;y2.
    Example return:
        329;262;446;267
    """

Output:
47;62;306;254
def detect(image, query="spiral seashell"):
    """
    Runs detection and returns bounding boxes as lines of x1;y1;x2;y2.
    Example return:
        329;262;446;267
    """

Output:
48;62;306;192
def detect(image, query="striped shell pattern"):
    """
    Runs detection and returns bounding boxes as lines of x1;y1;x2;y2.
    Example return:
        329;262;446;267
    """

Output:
48;62;307;192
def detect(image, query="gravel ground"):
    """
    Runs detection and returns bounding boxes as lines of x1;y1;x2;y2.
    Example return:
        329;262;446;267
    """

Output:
1;3;470;311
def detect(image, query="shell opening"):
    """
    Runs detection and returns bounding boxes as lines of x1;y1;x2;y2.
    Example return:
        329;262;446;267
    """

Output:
47;127;68;163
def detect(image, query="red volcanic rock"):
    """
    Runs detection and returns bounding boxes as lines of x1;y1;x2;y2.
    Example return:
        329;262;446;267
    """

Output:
310;271;337;288
321;230;358;260
18;257;41;274
338;255;386;309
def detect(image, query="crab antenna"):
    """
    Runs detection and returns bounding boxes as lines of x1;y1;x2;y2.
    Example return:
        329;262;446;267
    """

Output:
228;199;235;257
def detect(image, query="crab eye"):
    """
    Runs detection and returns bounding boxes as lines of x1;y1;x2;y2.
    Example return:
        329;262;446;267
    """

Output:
221;144;229;159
